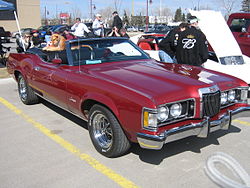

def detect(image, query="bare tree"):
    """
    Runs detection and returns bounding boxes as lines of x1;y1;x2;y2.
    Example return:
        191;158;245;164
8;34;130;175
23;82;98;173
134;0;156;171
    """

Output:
216;0;241;17
152;7;172;17
71;6;82;20
113;0;123;12
98;6;114;26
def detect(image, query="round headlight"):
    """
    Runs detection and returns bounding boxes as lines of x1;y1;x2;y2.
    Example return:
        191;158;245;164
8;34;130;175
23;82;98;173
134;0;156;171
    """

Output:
170;103;182;118
157;107;169;122
221;92;228;105
228;90;236;102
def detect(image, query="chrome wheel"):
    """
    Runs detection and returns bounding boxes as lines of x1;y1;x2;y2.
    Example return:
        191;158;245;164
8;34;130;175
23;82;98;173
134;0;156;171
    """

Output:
92;113;113;149
17;75;39;105
19;76;28;101
88;104;131;157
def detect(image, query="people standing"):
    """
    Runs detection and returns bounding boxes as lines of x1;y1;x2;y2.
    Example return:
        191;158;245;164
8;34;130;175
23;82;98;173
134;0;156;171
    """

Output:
112;11;123;32
71;18;91;38
176;16;208;67
92;14;104;37
158;22;188;63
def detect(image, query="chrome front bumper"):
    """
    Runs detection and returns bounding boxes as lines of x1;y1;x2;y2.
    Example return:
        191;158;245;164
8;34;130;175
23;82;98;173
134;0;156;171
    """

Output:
137;107;250;150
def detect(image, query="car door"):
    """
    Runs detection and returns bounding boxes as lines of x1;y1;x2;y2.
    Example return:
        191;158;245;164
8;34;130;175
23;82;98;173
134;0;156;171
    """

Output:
31;57;69;110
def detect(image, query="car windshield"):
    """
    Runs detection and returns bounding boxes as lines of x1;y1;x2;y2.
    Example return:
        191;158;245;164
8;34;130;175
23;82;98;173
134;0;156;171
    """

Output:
69;38;150;66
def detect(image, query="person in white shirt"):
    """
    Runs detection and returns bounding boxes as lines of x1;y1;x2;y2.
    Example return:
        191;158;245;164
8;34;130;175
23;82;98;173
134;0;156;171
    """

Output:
92;14;104;37
71;18;91;38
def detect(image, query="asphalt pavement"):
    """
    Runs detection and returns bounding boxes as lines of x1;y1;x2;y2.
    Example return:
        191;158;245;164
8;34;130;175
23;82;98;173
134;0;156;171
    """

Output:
0;77;250;188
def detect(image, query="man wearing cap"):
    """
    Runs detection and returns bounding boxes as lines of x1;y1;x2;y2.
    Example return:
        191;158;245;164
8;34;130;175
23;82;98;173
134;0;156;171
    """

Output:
176;16;208;67
112;11;123;32
92;14;104;37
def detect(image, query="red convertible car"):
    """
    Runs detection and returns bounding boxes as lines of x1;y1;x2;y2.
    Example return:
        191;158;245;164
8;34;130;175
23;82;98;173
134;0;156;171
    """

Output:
7;37;250;157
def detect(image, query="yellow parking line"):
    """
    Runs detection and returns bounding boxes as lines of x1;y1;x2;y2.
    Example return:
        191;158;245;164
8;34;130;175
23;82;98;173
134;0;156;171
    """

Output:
0;97;138;188
233;119;250;126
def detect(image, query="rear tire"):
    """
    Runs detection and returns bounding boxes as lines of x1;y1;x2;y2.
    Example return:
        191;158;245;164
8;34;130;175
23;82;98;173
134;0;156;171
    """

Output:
18;74;39;105
88;104;131;157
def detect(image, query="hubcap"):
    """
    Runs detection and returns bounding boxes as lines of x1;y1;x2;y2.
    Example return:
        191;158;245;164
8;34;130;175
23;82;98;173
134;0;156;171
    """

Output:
19;77;27;101
92;113;113;149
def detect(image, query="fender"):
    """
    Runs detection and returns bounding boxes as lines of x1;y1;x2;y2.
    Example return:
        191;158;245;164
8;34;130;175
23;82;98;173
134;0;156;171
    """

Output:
81;92;120;119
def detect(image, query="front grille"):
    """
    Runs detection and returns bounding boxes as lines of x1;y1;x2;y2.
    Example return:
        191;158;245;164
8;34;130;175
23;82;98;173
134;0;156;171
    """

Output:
202;91;221;117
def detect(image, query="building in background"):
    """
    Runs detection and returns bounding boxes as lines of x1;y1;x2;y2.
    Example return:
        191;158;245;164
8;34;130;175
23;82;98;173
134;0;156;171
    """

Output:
60;13;70;25
0;0;41;32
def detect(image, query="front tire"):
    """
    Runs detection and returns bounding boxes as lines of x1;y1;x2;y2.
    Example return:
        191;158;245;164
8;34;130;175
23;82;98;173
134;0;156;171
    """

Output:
88;104;131;157
18;74;39;105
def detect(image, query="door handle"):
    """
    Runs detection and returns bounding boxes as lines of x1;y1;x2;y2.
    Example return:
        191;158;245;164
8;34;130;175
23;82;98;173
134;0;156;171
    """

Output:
34;66;40;71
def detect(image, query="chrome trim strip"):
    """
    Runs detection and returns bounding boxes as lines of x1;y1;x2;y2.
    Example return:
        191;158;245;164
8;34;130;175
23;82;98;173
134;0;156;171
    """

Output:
137;106;250;150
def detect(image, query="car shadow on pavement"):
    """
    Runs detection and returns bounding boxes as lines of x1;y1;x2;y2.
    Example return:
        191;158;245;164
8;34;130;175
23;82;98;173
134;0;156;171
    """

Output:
41;99;88;130
130;125;241;165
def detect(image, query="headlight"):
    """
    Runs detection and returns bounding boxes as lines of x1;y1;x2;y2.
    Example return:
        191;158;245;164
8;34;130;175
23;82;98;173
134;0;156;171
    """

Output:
228;90;235;102
170;103;182;118
221;92;228;105
157;107;169;122
240;89;248;102
143;110;158;130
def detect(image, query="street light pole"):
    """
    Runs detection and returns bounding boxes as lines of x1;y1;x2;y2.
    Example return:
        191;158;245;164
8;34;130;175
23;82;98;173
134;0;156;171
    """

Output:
146;0;148;32
90;0;96;20
44;6;47;25
90;0;92;20
145;0;152;32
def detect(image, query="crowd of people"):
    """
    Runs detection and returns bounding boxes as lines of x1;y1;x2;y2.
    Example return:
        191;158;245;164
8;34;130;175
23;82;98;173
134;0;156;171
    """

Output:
15;11;129;53
11;12;208;67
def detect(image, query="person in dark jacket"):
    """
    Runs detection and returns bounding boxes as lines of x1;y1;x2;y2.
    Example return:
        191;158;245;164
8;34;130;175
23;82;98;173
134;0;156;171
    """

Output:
112;11;123;32
158;22;188;63
108;27;129;38
176;16;208;67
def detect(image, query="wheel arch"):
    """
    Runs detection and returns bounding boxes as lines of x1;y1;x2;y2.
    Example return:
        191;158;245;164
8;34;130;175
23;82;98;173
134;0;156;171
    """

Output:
14;70;22;81
81;93;120;120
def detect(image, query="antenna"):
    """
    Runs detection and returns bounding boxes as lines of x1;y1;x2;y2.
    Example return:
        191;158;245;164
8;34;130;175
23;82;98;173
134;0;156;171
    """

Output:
77;38;81;73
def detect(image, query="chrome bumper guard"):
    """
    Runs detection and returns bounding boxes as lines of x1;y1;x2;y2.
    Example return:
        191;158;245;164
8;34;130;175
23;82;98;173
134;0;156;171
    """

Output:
137;107;250;150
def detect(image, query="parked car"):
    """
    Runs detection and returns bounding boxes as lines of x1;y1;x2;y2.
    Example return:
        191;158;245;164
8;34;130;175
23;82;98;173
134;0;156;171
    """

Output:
126;26;138;32
11;28;34;38
227;12;250;57
138;26;145;32
51;25;70;34
144;24;171;34
6;37;250;157
49;24;65;33
136;33;166;60
0;26;11;43
37;25;56;39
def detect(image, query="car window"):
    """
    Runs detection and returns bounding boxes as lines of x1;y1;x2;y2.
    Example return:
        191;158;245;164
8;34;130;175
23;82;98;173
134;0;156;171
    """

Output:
230;18;250;32
69;39;149;66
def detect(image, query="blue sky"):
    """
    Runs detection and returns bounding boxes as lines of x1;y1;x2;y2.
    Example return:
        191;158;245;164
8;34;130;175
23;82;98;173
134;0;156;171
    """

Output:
40;0;242;18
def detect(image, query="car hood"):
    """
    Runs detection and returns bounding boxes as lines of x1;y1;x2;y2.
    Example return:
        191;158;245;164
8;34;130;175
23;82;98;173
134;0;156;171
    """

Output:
205;59;250;84
85;60;239;105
